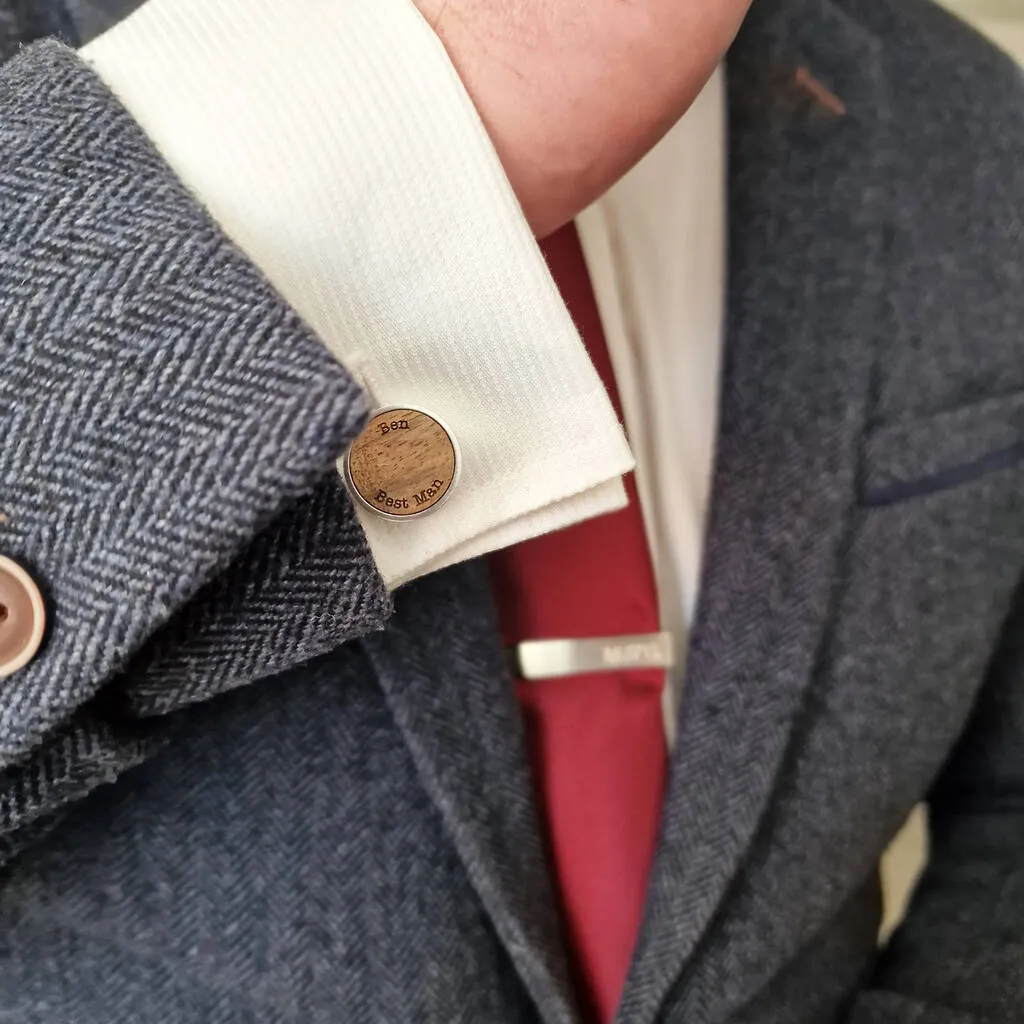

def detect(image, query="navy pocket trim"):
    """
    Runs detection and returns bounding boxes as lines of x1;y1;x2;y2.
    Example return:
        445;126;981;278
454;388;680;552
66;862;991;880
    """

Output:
861;441;1024;508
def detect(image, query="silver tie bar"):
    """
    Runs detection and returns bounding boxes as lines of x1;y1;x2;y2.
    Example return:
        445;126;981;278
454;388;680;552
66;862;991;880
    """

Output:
507;632;675;681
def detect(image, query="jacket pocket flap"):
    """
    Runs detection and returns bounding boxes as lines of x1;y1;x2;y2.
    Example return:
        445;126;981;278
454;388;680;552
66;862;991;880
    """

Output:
861;390;1024;507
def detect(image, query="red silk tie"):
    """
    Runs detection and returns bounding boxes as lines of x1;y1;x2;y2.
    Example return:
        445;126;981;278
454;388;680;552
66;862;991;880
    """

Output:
489;224;668;1024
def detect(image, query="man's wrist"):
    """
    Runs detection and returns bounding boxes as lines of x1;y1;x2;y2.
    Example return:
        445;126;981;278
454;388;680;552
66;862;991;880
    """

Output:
412;0;749;237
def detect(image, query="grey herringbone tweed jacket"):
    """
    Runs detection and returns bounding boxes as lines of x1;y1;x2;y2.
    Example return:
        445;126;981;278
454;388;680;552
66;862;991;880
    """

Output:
1;1;1024;1022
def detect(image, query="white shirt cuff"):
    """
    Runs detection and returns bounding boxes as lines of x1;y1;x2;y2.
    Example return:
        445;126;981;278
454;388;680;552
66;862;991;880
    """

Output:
81;0;634;589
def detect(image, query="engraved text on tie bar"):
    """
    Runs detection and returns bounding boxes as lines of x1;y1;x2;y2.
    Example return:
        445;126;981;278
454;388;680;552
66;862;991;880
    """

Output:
508;632;675;681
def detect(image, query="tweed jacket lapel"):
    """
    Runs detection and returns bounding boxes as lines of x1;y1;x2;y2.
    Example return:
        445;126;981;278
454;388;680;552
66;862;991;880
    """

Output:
361;564;581;1024
616;2;891;1021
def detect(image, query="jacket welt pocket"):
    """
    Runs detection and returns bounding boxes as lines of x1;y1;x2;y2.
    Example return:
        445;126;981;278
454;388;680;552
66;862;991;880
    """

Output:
859;390;1024;508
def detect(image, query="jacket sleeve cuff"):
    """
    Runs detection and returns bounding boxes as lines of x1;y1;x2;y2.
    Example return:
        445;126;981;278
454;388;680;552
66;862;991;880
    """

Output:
0;43;388;793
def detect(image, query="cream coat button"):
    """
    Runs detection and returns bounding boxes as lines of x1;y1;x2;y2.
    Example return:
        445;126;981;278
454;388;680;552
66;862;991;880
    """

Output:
344;407;460;520
0;556;46;678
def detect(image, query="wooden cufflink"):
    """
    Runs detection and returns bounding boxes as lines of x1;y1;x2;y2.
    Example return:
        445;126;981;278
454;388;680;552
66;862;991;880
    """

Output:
343;406;460;520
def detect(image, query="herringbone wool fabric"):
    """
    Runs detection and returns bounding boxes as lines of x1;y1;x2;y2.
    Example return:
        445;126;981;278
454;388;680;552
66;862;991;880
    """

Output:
2;1;1024;1023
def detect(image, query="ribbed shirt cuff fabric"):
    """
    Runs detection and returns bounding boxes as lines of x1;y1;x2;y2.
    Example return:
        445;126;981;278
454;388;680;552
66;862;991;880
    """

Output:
81;0;634;588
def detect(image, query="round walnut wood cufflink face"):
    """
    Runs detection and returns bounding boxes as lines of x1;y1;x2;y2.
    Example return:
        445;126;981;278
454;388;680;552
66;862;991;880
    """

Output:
344;407;460;520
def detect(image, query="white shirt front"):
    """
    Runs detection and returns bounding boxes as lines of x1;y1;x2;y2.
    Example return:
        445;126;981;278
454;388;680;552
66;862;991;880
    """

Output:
82;0;726;728
576;76;726;739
